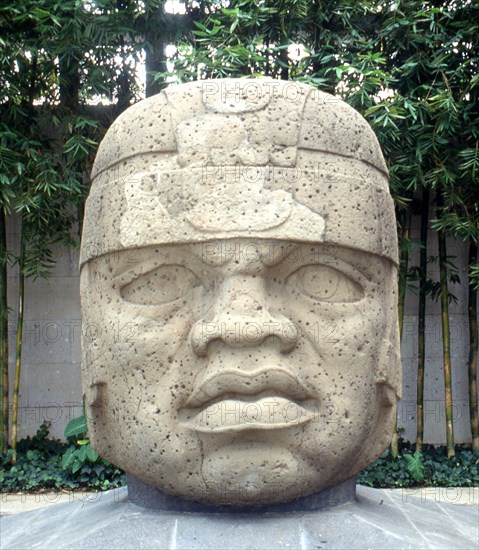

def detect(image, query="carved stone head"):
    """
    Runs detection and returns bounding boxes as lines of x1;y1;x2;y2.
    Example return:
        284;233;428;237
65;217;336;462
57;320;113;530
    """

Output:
80;79;401;506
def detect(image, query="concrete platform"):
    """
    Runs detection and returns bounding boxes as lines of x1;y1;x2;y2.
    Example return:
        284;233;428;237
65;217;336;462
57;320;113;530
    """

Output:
1;485;478;549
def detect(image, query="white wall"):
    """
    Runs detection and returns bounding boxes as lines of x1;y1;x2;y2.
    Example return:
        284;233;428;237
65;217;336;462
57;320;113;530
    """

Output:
5;216;478;444
6;218;83;441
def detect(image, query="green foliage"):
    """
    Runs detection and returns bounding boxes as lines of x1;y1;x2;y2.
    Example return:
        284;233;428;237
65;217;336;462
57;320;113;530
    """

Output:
61;414;100;476
357;442;479;488
157;0;317;83
469;261;479;292
0;423;125;492
407;254;461;304
404;451;425;482
61;441;100;475
64;414;87;438
0;0;152;451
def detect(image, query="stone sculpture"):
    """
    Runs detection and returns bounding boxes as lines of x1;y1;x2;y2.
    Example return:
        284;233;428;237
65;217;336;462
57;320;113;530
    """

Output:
80;78;401;507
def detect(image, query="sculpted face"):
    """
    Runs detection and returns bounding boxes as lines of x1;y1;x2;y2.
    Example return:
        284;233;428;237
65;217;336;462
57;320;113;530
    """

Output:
82;239;397;504
80;79;400;506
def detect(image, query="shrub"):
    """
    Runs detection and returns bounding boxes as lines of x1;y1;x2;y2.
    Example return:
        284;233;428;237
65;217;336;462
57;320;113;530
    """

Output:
357;441;479;488
0;423;125;493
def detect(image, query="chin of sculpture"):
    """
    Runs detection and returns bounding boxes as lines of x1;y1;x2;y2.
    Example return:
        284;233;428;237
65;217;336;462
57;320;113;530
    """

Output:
80;78;401;506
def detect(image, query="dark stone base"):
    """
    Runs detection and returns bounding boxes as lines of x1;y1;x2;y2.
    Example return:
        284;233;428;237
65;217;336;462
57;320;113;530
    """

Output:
126;475;356;513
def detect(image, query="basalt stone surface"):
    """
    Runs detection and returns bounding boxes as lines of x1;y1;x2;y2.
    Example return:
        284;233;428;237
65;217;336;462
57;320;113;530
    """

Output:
80;78;401;506
126;475;356;513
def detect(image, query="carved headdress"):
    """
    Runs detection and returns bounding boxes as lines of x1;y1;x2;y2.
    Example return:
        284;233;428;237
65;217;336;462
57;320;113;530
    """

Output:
81;79;397;266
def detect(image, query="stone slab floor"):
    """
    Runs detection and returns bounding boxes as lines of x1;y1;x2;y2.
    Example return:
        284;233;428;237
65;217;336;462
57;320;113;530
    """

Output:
1;486;478;549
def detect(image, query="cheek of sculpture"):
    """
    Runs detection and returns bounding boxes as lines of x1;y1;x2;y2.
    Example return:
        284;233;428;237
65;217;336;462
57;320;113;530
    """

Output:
81;259;206;494
283;297;381;478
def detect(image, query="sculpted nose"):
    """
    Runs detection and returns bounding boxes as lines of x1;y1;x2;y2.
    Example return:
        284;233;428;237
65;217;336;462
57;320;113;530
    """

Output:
190;275;298;356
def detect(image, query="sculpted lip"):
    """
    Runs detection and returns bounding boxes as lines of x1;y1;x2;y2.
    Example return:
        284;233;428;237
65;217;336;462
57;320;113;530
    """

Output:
179;394;315;433
179;368;315;433
184;368;312;407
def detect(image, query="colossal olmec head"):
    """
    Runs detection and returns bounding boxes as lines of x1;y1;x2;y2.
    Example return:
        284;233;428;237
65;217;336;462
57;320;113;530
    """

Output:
80;78;401;506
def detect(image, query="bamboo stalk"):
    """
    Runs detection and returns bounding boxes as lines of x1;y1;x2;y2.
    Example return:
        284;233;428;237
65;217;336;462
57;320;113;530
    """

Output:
416;188;429;452
0;208;8;453
11;225;25;464
10;55;37;461
398;209;412;340
468;239;478;451
391;208;412;457
437;193;455;458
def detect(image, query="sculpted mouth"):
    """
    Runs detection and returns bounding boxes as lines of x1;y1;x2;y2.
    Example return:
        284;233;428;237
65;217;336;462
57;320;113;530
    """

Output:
178;368;316;433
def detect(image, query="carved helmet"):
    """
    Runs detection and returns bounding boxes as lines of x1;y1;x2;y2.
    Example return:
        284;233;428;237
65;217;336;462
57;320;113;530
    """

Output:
81;79;397;267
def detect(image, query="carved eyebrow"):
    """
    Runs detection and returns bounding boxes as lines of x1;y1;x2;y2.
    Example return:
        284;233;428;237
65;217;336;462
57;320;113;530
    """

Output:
292;244;379;279
110;250;167;281
262;243;303;266
112;244;220;285
275;246;371;288
113;262;161;285
191;242;236;267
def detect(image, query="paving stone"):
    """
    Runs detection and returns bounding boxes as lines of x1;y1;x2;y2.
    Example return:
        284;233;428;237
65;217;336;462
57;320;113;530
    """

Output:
1;486;477;549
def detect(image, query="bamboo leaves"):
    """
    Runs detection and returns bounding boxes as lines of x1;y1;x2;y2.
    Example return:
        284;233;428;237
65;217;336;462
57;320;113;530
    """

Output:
0;0;128;453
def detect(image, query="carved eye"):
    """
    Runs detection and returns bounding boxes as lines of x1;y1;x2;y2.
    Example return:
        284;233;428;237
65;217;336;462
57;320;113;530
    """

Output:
287;265;363;303
120;265;200;305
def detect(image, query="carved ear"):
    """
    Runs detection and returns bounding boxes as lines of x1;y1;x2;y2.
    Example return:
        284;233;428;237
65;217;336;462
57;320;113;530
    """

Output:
376;380;397;408
88;381;106;408
80;262;110;416
374;332;402;401
367;329;402;461
364;382;398;462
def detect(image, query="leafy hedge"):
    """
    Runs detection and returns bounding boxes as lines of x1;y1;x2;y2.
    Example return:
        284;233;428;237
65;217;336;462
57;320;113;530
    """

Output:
0;423;125;493
357;442;479;488
1;426;477;493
